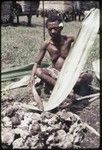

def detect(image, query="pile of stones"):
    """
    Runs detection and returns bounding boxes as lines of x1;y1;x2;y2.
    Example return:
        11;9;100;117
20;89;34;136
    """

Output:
1;102;87;149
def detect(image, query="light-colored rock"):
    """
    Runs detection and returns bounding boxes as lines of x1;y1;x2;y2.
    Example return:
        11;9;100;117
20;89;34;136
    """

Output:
18;120;29;130
55;130;66;143
2;128;15;145
13;138;24;148
31;113;41;122
63;133;73;148
40;125;48;132
11;115;21;128
29;122;41;135
46;133;55;145
69;122;78;134
73;123;86;144
30;135;39;147
48;115;60;125
6;105;18;117
14;128;29;140
2;116;12;127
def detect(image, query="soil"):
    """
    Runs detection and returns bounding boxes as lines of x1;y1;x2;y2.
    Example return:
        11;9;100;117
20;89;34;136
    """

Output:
70;99;100;148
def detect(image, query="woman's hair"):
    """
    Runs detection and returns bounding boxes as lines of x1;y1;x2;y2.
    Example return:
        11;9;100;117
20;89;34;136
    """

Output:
46;14;63;28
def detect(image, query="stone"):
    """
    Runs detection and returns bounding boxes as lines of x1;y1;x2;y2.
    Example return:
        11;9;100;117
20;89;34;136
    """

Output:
2;116;12;127
30;135;39;148
2;128;15;146
18;120;29;130
31;113;41;122
46;133;55;145
6;106;15;117
63;133;73;148
41;112;54;120
55;130;66;143
13;138;24;148
29;121;41;135
48;115;60;125
14;128;29;140
40;125;48;132
72;124;86;144
11;114;21;128
69;122;78;134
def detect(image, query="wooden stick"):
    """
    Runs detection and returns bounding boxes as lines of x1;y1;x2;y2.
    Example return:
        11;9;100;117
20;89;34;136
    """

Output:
89;96;99;103
19;103;42;113
74;114;100;137
76;93;100;101
32;85;44;111
89;85;100;91
84;123;100;137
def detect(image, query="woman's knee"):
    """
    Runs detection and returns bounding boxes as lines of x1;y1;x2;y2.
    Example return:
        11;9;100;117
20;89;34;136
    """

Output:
36;68;42;77
78;72;93;84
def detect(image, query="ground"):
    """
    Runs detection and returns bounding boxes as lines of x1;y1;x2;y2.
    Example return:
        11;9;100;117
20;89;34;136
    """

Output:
1;15;100;148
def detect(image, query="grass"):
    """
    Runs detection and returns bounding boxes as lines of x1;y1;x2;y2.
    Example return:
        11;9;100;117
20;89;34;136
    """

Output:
1;15;99;74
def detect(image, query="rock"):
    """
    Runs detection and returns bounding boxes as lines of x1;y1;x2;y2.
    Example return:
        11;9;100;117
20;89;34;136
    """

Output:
53;132;73;149
25;137;32;148
11;114;21;128
57;111;75;122
12;105;19;111
6;106;15;117
41;118;49;124
1;110;6;117
46;126;56;133
13;138;24;148
14;128;29;140
6;105;19;117
2;128;15;146
31;113;41;122
40;125;48;132
24;112;35;119
53;122;62;130
69;122;78;134
55;130;66;143
72;124;86;144
16;111;25;120
46;133;55;145
46;123;62;132
48;114;60;125
29;121;41;135
63;133;73;148
24;117;32;125
41;112;54;120
30;135;40;148
2;116;12;127
18;120;29;130
25;135;40;148
57;111;74;131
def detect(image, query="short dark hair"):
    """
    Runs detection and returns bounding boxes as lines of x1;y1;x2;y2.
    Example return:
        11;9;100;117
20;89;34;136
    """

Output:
46;14;62;28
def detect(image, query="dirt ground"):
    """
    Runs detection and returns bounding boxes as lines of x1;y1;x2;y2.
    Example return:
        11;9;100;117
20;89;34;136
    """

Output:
70;99;100;148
